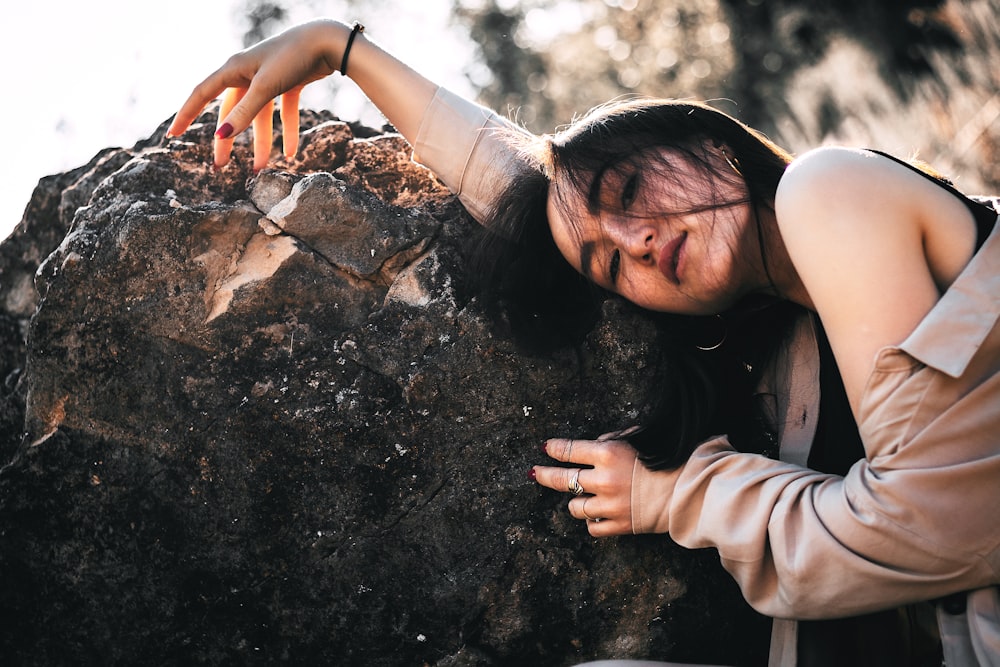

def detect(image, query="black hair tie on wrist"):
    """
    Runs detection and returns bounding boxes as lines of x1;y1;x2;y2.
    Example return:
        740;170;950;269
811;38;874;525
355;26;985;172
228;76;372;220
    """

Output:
339;22;365;77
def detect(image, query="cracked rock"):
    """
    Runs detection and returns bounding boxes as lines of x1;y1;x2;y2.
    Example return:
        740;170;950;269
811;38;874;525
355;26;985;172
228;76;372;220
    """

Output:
0;107;767;666
257;170;440;282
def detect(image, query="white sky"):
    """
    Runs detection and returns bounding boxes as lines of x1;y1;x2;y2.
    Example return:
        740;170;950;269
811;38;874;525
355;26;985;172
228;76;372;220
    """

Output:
1;0;476;243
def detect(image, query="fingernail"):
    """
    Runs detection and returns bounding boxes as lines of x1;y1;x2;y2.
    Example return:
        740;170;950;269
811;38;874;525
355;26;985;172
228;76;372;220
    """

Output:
528;467;536;481
216;122;234;139
541;441;548;454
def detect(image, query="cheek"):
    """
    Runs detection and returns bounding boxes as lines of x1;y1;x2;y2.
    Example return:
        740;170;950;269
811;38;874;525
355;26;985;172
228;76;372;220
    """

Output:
546;205;595;277
694;208;746;268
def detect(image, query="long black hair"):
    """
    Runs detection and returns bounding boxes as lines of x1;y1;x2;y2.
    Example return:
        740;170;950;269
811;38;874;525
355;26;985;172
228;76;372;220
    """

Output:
471;98;809;469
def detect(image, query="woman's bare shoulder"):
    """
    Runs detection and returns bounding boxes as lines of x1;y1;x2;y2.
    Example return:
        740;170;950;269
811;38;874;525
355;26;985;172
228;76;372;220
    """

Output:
774;146;926;282
774;146;943;417
776;146;899;221
776;145;977;286
784;145;876;173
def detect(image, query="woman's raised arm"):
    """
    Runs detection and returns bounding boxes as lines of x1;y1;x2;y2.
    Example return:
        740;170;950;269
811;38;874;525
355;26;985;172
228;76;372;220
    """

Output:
167;18;529;222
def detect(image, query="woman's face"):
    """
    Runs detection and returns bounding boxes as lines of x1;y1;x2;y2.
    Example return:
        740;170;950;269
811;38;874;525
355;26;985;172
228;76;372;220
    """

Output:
546;147;766;315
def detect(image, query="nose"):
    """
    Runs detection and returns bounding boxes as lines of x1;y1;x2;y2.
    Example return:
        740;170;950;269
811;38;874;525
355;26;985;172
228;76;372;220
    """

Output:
608;219;656;263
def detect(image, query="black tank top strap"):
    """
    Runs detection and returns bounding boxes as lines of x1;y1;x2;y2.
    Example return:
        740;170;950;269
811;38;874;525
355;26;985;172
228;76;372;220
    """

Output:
865;149;996;250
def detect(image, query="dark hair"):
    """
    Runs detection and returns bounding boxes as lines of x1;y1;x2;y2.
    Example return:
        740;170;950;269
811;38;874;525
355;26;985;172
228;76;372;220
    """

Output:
471;98;806;468
469;164;606;352
546;98;792;228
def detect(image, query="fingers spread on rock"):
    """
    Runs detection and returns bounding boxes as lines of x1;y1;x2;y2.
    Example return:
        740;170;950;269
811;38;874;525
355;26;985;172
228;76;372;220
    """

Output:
252;99;275;172
587;519;629;537
280;89;301;160
214;87;246;168
543;438;598;465
533;465;585;495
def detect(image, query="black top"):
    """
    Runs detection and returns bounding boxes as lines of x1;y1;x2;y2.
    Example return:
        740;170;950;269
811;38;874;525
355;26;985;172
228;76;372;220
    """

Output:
867;149;996;251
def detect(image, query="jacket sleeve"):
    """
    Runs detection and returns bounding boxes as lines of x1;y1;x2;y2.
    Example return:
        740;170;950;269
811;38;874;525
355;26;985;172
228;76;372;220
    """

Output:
667;398;1000;620
410;86;530;224
657;261;1000;621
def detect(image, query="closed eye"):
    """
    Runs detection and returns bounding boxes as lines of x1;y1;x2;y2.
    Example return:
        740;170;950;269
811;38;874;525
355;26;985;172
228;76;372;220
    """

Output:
609;249;621;284
621;174;638;210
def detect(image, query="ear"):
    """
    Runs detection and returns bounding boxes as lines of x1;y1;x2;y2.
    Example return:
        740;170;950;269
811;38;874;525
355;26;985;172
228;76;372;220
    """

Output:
712;140;742;176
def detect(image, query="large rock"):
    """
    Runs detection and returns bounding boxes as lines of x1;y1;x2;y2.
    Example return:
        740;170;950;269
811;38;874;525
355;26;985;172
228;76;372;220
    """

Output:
0;110;767;665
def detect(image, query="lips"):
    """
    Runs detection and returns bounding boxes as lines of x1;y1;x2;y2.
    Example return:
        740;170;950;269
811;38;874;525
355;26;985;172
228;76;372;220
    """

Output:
658;232;687;285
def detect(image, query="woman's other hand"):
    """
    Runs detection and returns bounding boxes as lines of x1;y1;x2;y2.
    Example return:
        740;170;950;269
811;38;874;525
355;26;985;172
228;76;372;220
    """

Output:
532;430;682;536
531;434;641;536
166;19;348;171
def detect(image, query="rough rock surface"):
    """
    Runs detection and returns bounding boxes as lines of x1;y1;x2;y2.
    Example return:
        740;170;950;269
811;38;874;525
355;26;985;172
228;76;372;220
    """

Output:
0;109;767;666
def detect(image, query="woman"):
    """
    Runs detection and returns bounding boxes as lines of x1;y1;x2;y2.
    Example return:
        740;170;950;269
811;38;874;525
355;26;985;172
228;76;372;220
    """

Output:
167;19;1000;666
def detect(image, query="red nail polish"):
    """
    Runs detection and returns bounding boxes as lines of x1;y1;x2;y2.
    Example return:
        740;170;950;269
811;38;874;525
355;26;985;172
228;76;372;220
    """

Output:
541;441;548;454
216;122;234;139
528;468;536;481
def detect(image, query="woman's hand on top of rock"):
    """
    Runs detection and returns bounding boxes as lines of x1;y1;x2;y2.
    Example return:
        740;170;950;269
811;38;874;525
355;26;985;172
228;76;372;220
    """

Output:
167;19;349;172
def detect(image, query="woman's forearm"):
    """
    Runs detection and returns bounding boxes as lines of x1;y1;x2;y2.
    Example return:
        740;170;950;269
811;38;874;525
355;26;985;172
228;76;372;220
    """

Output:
669;437;1000;619
340;22;530;221
330;20;439;145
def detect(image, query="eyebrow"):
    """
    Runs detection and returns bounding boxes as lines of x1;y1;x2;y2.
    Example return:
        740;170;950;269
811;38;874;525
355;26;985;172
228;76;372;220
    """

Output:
579;241;596;280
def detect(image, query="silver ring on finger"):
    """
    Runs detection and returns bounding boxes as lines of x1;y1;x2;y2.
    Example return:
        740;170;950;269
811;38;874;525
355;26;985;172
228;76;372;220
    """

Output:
566;439;574;460
568;469;585;496
581;497;595;521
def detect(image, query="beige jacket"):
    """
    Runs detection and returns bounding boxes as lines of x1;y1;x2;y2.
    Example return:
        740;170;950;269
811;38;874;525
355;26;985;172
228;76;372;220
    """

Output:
411;86;1000;666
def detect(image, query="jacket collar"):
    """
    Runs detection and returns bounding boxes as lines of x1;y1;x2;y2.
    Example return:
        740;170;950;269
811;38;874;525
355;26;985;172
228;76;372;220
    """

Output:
900;202;1000;378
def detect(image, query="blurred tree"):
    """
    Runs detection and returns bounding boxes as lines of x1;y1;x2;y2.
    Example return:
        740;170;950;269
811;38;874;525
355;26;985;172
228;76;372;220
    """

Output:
452;1;555;130
240;0;288;47
449;0;997;190
716;0;966;128
451;0;737;133
448;0;974;127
